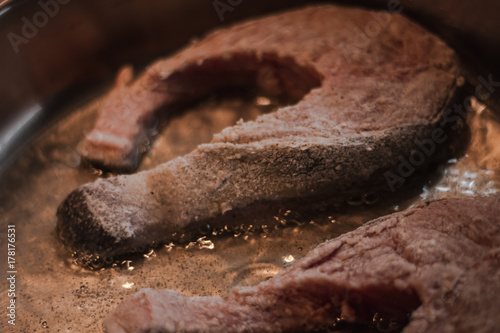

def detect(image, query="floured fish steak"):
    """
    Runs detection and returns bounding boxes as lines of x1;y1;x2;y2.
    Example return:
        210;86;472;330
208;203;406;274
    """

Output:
104;196;500;333
58;5;460;256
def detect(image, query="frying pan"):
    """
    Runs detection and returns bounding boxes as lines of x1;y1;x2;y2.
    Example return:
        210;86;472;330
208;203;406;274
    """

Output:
0;0;499;332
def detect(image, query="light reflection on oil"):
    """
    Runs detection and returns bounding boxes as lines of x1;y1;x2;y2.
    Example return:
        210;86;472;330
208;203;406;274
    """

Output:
122;282;135;289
